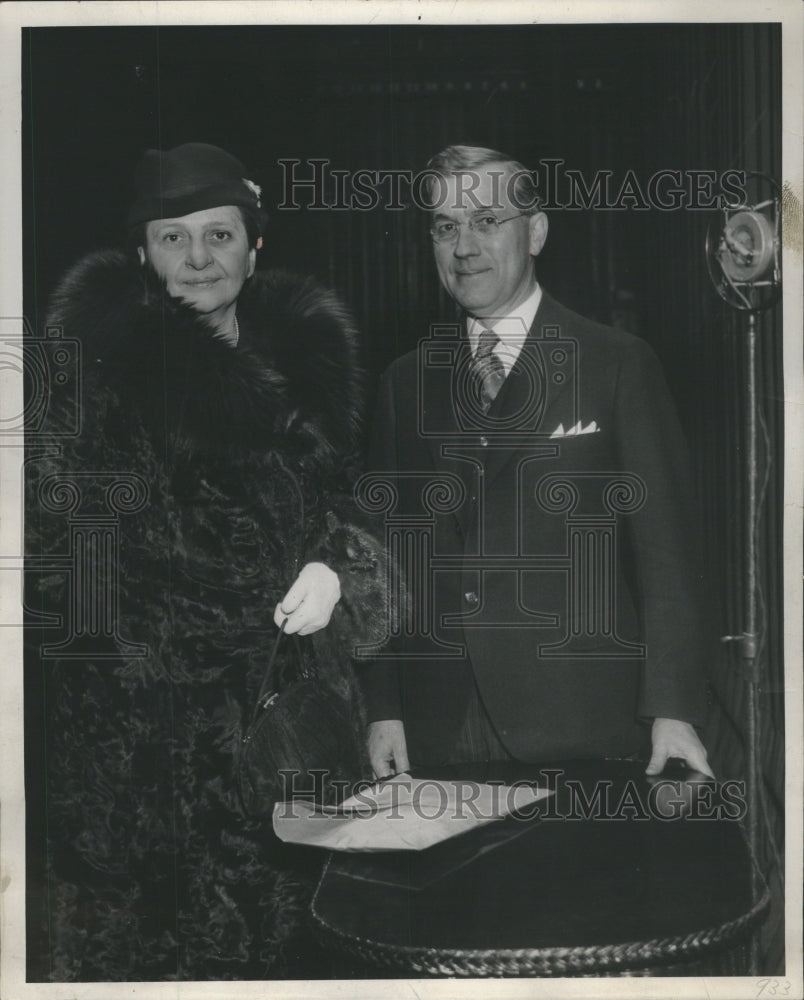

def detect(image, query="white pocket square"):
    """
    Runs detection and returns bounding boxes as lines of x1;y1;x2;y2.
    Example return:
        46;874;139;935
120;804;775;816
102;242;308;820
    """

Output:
549;420;599;438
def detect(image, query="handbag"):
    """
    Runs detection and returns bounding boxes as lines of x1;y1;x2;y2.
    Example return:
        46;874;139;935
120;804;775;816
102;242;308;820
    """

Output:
236;618;363;817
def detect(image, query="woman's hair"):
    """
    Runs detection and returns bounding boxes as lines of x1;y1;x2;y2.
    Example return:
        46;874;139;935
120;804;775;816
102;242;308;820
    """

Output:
422;144;542;215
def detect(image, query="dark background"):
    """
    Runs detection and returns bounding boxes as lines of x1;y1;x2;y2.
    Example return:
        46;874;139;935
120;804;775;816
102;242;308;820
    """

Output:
22;22;785;974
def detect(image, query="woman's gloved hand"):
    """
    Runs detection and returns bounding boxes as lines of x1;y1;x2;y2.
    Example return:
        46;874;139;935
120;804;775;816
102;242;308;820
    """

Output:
274;561;341;635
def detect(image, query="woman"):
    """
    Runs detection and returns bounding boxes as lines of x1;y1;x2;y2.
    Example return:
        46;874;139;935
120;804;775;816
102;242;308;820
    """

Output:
27;143;389;980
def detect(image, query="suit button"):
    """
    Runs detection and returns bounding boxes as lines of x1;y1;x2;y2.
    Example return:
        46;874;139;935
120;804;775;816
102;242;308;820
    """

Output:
479;436;489;447
464;591;479;605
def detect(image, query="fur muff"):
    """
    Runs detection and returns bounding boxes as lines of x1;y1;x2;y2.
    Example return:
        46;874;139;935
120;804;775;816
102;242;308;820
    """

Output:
26;251;392;981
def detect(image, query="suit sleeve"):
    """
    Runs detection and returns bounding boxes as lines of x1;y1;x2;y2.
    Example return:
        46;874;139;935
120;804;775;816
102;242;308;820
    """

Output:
613;339;710;727
358;367;404;722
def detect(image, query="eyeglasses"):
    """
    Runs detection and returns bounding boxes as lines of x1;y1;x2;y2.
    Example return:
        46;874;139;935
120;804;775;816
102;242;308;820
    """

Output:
430;212;528;244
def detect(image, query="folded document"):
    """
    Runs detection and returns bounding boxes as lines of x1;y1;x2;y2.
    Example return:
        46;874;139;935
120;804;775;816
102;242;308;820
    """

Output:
272;774;552;852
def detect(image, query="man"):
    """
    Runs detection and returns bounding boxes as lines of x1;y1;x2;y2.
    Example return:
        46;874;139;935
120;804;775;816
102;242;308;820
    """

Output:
362;144;712;779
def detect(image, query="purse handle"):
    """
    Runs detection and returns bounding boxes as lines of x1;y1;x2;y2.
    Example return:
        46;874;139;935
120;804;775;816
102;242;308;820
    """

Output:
245;616;288;739
243;454;308;741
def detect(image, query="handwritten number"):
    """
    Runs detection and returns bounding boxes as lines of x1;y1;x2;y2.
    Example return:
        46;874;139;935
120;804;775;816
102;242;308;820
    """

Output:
757;979;792;997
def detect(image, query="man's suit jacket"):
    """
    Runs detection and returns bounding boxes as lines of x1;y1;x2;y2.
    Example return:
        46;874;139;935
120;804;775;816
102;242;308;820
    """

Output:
362;291;709;765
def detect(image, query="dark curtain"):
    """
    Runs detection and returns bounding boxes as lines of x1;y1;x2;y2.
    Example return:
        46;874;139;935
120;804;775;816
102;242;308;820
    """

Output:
628;24;785;970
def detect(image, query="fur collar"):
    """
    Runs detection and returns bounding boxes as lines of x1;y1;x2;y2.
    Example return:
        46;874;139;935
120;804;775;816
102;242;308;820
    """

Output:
47;250;364;471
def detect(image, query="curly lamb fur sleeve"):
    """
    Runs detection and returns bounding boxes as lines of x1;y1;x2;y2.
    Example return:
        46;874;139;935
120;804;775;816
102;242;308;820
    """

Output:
309;505;398;659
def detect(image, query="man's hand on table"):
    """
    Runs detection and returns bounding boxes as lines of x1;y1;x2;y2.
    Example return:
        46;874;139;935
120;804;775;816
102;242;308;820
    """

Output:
368;719;410;779
646;718;714;778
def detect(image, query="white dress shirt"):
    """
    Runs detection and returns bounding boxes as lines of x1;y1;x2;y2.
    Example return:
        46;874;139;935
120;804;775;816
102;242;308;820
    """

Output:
467;283;542;376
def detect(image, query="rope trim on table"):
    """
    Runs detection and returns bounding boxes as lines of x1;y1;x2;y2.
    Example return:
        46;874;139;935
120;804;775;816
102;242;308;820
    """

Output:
310;854;771;978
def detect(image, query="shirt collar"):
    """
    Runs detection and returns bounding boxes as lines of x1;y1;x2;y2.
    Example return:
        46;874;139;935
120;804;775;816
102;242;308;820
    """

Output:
467;283;542;375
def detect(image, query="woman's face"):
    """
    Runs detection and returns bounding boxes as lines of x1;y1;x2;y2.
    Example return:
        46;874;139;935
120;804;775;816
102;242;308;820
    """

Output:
140;206;256;332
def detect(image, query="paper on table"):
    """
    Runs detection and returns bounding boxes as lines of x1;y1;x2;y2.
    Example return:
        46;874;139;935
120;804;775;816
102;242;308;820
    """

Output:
272;774;553;852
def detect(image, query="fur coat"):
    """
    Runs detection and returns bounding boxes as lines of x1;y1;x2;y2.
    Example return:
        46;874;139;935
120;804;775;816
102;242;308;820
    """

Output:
26;251;391;981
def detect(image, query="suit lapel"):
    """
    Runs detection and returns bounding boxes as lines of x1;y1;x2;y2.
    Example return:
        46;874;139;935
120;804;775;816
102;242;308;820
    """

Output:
419;294;581;537
422;335;472;469
480;292;578;488
528;290;579;431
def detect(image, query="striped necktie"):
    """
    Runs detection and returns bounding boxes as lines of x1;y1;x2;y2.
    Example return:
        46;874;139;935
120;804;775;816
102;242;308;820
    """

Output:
473;328;506;412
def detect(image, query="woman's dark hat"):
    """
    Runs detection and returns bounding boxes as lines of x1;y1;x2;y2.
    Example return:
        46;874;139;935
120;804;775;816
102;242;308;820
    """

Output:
127;142;262;227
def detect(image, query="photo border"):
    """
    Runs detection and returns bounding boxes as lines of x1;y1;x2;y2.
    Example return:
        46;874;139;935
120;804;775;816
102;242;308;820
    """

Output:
1;3;801;999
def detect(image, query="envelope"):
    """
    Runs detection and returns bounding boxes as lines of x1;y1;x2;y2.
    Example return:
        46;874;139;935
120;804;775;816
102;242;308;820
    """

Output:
272;774;552;852
325;811;541;890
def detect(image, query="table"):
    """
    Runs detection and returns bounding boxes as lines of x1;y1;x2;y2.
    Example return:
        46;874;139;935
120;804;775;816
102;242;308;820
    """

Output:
310;760;769;977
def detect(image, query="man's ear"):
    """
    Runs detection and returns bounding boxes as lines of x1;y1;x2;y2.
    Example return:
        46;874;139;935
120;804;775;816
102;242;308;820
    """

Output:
137;247;146;266
528;212;549;257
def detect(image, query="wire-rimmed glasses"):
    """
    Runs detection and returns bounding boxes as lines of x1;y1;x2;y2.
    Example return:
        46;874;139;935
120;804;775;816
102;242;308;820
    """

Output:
430;212;528;244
